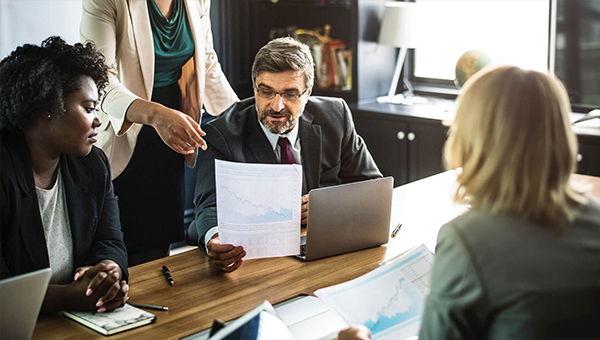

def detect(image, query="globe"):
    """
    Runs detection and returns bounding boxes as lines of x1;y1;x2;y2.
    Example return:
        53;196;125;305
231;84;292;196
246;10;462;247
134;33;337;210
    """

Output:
454;50;493;88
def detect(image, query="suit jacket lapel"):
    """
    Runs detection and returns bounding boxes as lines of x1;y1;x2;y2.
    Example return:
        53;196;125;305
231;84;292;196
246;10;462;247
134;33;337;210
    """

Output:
60;156;97;267
129;0;154;99
5;133;49;269
183;0;204;98
299;111;322;194
246;108;278;164
19;196;49;269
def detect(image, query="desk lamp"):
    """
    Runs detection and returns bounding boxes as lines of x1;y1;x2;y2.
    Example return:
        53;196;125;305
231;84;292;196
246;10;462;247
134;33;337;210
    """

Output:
377;1;419;104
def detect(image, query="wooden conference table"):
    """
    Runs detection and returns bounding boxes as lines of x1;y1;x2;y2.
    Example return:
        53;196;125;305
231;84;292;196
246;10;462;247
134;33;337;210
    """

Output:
32;172;600;340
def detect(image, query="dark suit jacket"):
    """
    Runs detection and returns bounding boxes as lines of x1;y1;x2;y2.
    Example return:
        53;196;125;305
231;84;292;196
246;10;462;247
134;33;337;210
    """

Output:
0;130;128;281
193;96;382;249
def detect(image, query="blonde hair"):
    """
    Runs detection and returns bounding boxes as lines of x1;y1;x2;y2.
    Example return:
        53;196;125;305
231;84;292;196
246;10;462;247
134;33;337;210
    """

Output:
444;65;586;230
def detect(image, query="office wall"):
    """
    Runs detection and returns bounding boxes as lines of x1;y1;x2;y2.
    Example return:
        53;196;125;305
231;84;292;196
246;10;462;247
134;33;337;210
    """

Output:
0;0;82;59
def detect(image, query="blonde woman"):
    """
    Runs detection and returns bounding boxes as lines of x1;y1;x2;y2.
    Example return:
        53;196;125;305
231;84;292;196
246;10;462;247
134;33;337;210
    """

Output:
420;65;600;339
338;66;600;340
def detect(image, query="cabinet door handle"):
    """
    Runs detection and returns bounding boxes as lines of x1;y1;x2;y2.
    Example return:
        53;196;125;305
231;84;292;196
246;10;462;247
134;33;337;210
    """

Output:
576;153;583;163
407;132;415;141
396;131;405;140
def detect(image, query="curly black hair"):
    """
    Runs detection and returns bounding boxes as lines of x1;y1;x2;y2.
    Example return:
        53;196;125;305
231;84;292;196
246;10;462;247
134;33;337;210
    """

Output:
0;36;109;132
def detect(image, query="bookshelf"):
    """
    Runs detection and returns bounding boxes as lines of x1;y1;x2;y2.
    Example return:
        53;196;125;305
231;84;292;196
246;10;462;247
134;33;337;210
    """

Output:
210;0;396;104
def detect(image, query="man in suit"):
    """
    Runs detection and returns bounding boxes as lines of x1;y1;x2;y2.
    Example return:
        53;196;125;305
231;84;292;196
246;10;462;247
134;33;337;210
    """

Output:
193;37;382;272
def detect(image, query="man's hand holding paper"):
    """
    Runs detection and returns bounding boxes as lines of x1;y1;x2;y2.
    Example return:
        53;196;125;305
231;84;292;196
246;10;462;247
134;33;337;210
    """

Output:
206;237;246;272
301;195;309;225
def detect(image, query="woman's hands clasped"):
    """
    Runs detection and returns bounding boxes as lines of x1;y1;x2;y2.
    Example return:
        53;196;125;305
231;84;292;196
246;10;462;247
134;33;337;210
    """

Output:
70;260;128;313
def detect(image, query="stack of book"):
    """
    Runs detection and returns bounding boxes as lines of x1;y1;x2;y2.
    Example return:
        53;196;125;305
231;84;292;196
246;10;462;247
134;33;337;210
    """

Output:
270;25;352;91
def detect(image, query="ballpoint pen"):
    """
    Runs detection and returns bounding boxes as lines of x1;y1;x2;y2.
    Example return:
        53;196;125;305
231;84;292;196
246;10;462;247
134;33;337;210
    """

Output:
129;302;169;311
162;265;174;286
391;223;402;238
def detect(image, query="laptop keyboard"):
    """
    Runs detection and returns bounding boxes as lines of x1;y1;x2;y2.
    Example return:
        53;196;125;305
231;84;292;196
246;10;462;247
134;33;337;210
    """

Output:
299;244;306;257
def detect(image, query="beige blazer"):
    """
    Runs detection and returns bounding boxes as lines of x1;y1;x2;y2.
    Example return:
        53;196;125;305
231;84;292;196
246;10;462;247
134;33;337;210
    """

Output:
81;0;238;178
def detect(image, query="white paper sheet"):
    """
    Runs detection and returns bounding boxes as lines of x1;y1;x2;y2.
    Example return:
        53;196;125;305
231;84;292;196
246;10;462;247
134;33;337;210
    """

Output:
215;160;302;259
314;245;434;340
275;295;349;340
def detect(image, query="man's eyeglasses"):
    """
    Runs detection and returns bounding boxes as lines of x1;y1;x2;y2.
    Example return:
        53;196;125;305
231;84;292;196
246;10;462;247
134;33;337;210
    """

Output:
254;86;310;102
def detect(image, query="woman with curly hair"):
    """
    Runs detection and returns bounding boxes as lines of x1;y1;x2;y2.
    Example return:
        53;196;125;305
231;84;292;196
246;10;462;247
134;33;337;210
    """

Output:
0;36;129;313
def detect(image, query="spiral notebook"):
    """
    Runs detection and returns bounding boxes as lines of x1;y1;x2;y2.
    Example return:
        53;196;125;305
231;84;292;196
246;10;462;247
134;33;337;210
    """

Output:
63;303;156;335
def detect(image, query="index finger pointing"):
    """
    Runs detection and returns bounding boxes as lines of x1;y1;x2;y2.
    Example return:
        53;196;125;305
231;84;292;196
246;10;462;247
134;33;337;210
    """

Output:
184;128;207;151
187;117;206;137
184;116;206;141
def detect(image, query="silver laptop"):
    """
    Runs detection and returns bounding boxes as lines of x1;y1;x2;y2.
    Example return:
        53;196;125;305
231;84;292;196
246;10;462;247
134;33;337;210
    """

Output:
297;177;393;261
0;268;51;340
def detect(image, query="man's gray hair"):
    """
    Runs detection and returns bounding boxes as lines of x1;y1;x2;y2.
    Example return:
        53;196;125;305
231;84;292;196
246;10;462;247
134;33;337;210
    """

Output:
251;37;314;88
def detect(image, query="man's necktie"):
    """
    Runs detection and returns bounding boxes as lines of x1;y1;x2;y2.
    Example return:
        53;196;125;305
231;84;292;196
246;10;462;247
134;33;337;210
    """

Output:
278;137;295;164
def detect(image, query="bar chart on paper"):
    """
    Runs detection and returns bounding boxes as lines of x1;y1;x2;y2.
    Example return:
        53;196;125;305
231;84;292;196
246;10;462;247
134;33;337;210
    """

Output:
315;245;434;339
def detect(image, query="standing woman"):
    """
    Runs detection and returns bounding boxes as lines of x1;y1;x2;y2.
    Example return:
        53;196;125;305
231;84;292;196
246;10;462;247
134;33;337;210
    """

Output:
81;0;239;265
0;36;128;313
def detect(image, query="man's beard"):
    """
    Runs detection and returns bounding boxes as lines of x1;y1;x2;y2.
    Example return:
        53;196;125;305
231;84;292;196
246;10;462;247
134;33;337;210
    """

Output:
258;107;296;134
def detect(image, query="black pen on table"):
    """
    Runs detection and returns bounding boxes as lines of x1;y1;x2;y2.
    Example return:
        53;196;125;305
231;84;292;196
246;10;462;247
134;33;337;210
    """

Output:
391;223;402;238
162;265;174;286
128;302;169;311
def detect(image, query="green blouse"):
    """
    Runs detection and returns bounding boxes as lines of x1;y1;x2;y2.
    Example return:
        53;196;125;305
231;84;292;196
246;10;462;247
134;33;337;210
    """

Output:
147;0;195;88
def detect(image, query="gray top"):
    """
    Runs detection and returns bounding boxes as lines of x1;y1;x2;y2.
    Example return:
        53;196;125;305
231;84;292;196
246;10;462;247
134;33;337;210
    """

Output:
419;197;600;339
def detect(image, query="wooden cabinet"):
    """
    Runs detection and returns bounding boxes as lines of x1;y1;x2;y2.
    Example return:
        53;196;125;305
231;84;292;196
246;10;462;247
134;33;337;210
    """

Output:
352;107;449;186
210;0;395;103
576;134;600;176
352;105;600;187
353;114;409;184
406;122;449;182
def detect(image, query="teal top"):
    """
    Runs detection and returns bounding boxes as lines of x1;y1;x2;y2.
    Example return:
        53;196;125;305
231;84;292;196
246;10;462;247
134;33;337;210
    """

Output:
147;0;195;88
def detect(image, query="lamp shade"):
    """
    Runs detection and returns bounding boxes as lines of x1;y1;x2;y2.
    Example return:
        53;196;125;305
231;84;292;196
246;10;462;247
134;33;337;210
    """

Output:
378;2;419;48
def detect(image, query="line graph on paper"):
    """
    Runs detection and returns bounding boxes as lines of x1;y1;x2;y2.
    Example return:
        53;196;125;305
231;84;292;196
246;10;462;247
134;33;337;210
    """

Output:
318;273;424;338
314;246;433;339
361;277;423;336
215;160;302;259
218;183;294;224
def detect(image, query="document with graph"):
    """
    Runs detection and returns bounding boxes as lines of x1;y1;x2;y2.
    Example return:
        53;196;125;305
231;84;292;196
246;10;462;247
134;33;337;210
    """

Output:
215;160;302;259
314;245;434;339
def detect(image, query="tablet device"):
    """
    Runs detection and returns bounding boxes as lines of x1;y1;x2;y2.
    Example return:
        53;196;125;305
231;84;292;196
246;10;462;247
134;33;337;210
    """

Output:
209;301;294;340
